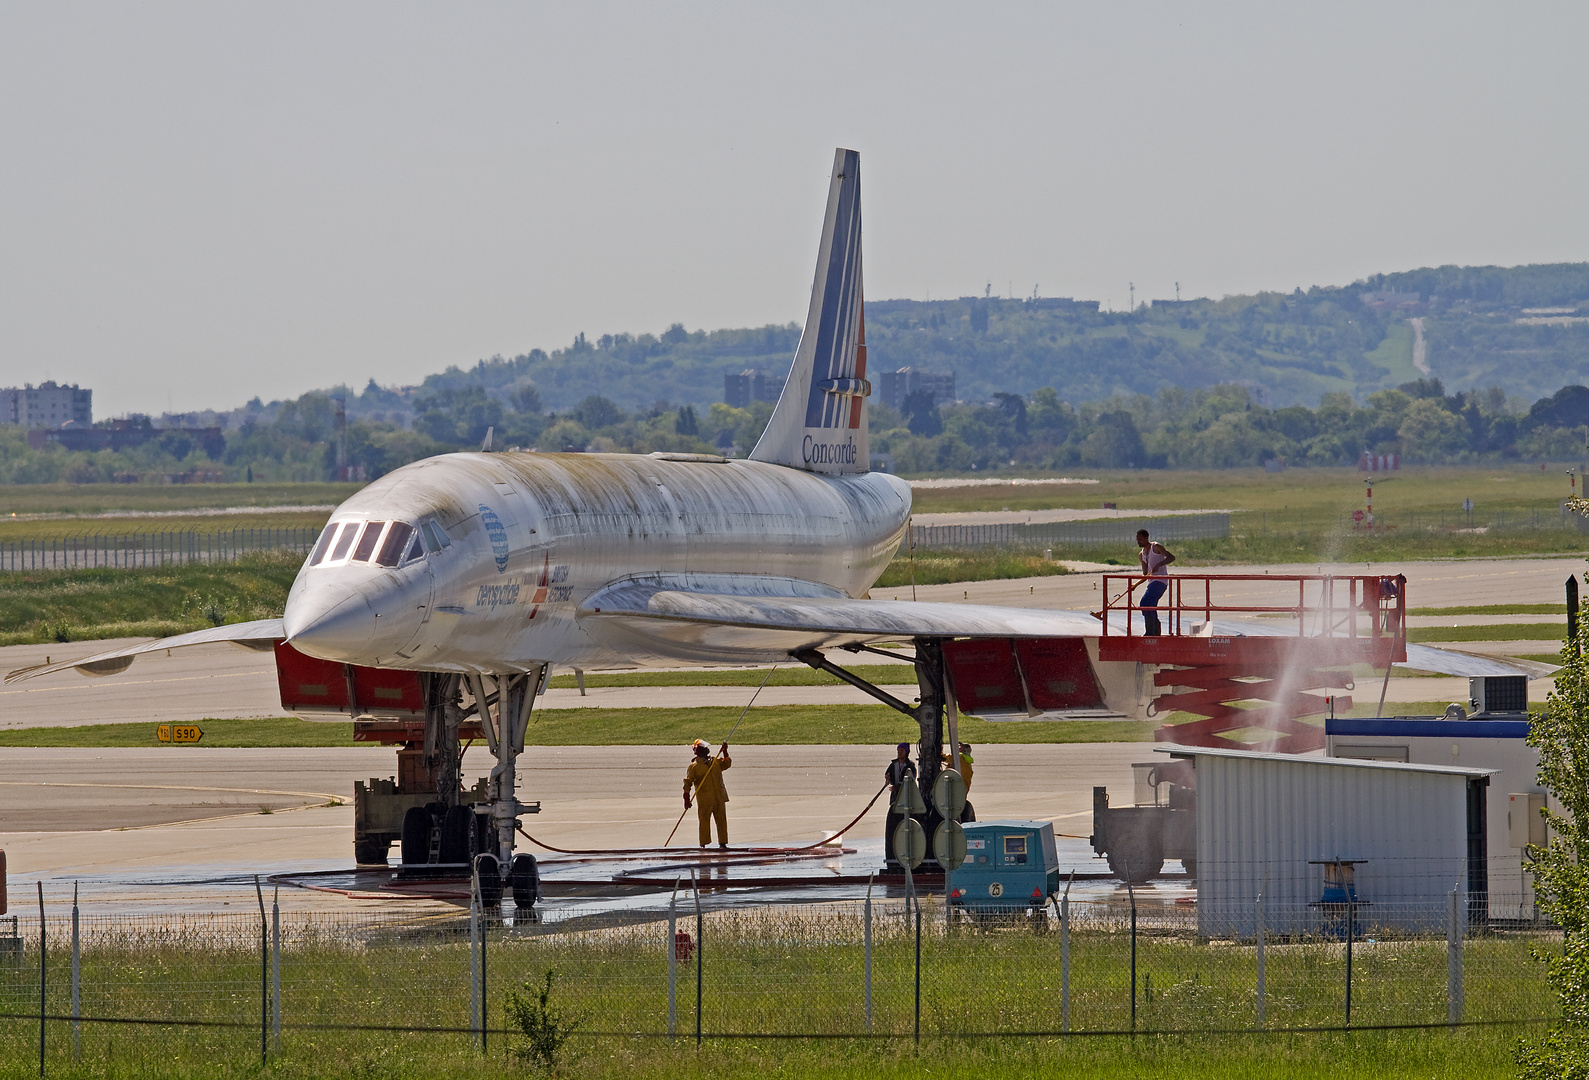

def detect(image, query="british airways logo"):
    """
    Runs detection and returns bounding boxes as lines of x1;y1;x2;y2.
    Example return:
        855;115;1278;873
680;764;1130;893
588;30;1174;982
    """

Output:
479;504;510;572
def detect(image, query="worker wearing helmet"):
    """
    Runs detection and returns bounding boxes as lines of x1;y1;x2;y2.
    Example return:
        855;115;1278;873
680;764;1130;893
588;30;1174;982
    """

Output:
683;739;732;848
942;742;974;792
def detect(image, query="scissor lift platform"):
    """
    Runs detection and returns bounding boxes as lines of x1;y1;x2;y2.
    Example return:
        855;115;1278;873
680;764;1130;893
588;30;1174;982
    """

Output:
1096;573;1407;753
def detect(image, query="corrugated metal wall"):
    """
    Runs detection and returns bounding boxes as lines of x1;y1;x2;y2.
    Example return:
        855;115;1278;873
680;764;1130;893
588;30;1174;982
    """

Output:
1193;752;1475;938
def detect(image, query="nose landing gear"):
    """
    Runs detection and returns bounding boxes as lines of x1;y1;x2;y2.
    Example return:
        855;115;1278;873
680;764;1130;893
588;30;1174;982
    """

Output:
388;667;546;910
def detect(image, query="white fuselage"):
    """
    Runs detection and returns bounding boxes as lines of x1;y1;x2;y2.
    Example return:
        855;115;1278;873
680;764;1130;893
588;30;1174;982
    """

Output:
282;451;912;672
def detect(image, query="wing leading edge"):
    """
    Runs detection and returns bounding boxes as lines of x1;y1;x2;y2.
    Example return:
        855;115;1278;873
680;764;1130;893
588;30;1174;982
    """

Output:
577;575;1546;678
4;618;284;683
5;582;1548;684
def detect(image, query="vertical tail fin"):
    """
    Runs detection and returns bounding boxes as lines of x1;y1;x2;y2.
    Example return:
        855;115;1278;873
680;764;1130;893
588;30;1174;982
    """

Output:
749;148;869;474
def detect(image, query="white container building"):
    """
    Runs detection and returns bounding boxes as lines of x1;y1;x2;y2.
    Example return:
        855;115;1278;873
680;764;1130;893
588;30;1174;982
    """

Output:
1159;747;1494;939
1326;716;1552;921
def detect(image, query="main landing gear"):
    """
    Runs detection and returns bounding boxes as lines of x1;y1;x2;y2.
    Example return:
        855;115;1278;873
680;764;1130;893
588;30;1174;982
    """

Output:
794;637;966;873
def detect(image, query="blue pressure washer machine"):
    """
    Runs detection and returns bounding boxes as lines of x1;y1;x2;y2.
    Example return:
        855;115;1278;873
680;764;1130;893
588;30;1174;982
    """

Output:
947;820;1060;913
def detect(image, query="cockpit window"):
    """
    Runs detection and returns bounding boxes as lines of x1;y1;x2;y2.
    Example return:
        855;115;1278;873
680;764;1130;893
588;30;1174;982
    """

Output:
329;522;359;562
422;521;450;550
405;533;425;563
351;521;386;562
375;522;414;567
308;525;338;566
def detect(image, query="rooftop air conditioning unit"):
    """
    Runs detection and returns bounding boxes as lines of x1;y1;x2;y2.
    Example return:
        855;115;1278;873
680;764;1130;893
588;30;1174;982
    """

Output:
1469;675;1527;717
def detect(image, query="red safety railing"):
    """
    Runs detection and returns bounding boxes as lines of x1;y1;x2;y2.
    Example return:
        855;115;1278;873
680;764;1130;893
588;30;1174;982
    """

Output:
1098;573;1407;641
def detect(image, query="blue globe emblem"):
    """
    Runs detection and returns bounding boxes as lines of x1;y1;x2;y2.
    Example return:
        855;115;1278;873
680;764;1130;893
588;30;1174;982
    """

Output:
479;505;510;572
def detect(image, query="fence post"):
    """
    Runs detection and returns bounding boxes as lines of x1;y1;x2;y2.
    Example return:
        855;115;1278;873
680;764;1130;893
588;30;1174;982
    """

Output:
1252;883;1264;1029
1128;881;1137;1032
70;883;79;1058
1448;886;1463;1025
864;874;873;1032
667;878;678;1040
1344;902;1355;1027
914;893;924;1042
693;870;702;1047
481;902;488;1056
37;881;44;1079
469;879;481;1048
271;887;281;1044
1059;891;1070;1032
254;877;266;1067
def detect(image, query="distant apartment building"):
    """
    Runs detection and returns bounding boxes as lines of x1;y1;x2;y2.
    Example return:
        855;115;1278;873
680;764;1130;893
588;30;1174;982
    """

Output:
0;382;92;428
877;367;956;413
724;369;778;408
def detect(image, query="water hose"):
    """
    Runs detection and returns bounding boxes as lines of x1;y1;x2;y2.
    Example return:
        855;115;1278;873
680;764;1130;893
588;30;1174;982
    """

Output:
518;782;889;858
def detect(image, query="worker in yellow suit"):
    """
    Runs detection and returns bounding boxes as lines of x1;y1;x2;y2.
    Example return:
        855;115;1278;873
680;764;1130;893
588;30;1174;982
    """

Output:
683;739;732;848
943;741;974;792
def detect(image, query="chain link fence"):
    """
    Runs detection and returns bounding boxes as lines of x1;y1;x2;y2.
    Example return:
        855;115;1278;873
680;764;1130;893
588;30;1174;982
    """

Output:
1246;507;1586;535
0;888;1558;1071
908;514;1230;551
0;528;321;572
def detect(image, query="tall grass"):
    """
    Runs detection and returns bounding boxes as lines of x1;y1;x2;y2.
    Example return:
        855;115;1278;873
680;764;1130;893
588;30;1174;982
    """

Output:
0;904;1552;1079
0;551;301;645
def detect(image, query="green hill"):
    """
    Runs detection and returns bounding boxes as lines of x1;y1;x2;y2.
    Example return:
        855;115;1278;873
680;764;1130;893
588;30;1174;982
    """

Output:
416;262;1589;412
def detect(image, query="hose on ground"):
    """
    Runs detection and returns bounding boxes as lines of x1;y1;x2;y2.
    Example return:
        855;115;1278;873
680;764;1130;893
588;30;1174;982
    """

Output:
517;782;890;858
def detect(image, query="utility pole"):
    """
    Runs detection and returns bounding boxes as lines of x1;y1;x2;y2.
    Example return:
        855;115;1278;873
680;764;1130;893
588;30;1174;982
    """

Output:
1175;282;1181;302
1129;283;1135;311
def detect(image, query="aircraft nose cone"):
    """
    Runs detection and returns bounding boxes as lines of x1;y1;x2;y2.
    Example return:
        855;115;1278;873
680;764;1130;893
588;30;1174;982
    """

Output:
283;583;376;661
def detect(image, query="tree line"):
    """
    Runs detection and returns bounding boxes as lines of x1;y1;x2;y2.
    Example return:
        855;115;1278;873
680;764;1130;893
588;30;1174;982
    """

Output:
4;376;1589;484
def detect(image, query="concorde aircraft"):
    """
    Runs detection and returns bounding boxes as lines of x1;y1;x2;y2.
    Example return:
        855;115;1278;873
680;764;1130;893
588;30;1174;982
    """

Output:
8;149;1531;904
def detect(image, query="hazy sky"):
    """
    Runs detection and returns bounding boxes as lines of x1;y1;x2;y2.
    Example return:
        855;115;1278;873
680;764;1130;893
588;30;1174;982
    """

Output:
4;3;1586;417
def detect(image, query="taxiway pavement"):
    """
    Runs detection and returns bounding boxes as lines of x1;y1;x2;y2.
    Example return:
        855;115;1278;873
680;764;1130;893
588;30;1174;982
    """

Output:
1;743;1148;913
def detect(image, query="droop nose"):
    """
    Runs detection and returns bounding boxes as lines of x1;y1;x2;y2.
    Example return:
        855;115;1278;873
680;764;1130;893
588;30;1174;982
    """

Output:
283;583;377;661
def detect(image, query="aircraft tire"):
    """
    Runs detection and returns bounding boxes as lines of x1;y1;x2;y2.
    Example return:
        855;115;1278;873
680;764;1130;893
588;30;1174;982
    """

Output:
400;807;432;865
475;854;503;906
440;806;473;865
1106;832;1164;885
510;853;539;908
473;811;492;859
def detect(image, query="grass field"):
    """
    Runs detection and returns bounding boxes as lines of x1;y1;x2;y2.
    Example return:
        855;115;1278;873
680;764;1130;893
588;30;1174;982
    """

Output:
0;707;1152;747
0;482;355;516
0;510;330;542
909;464;1583;518
0;1026;1539;1080
875;550;1069;588
1406;623;1566;643
1406;604;1566;617
912;465;1589;565
0;904;1556;1080
0;552;301;645
0;699;1480;749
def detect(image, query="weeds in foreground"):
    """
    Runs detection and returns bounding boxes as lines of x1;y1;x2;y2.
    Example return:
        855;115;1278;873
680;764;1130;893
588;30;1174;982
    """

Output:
506;969;584;1071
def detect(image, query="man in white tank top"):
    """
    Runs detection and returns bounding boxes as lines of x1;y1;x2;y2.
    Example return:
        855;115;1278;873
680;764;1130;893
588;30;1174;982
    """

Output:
1135;529;1176;636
